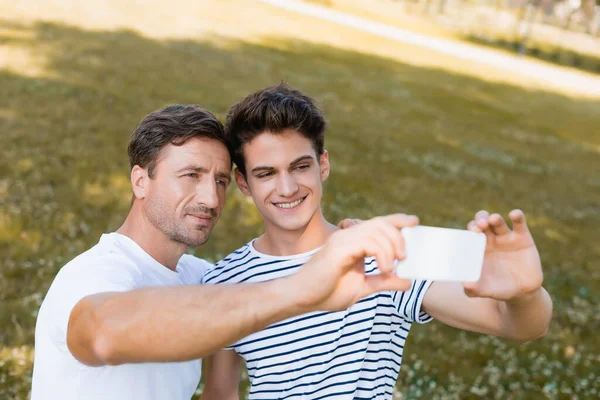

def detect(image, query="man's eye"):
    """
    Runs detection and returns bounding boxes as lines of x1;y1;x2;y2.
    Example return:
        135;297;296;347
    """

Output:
296;164;310;170
258;172;273;178
186;173;199;179
216;180;228;186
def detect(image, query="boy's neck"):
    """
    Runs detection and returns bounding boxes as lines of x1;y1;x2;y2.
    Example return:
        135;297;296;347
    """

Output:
254;208;337;257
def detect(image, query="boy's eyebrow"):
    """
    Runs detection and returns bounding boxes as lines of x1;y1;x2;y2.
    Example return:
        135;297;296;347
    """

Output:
251;155;315;173
289;155;315;165
251;165;275;173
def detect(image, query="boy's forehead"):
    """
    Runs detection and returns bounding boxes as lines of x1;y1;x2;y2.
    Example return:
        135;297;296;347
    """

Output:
244;131;315;166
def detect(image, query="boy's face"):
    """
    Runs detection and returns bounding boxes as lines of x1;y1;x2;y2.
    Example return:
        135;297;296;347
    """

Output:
236;129;329;233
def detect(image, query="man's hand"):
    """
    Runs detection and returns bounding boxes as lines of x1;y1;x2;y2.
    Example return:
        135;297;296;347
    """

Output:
291;214;419;312
336;218;363;229
464;209;543;302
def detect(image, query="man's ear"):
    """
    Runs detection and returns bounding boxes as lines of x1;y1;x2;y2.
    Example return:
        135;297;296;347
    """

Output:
235;168;252;196
131;165;149;200
319;150;330;182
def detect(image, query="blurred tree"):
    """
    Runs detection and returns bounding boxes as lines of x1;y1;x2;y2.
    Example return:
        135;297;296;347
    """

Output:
517;0;542;55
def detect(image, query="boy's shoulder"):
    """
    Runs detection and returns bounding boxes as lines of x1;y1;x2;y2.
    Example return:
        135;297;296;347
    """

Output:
202;242;255;284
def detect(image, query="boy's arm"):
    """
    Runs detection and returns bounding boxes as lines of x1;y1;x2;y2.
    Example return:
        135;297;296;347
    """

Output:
422;282;551;341
422;210;552;342
201;350;243;400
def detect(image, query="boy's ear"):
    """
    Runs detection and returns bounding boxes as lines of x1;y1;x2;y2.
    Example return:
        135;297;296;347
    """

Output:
235;168;252;196
320;150;330;182
131;165;149;200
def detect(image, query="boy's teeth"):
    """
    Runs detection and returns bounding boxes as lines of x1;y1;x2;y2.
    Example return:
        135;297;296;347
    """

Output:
275;198;304;209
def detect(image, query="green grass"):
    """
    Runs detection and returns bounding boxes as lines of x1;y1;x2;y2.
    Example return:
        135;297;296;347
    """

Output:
1;3;599;399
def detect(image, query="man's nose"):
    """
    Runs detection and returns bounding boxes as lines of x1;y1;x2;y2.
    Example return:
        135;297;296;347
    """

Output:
195;179;219;209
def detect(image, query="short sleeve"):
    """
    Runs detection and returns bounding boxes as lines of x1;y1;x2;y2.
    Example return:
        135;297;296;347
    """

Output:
392;279;434;324
42;256;139;345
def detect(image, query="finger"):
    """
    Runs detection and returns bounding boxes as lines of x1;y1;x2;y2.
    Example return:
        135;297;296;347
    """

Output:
362;273;412;297
375;218;407;261
370;231;396;274
509;209;529;234
360;216;409;270
381;213;419;230
463;281;487;297
467;220;482;233
474;210;490;231
337;218;355;229
463;281;482;298
488;213;510;236
358;221;394;271
474;210;495;239
475;210;490;220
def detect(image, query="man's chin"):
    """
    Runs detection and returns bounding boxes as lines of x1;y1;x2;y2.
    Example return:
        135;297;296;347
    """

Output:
171;228;211;248
183;235;210;248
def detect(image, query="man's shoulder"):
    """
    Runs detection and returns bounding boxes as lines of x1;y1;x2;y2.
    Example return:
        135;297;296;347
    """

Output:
202;242;255;284
51;235;142;290
37;234;144;341
179;254;213;284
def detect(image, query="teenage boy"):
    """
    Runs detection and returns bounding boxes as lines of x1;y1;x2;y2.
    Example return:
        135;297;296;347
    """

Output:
201;85;553;399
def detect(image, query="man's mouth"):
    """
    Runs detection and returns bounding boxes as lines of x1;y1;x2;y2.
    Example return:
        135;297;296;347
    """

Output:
187;214;214;225
273;196;307;210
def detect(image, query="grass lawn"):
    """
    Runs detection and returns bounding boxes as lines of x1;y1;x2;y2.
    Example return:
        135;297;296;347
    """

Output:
1;0;599;398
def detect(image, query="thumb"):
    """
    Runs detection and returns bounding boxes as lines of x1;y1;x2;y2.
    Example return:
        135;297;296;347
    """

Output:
337;218;362;229
463;281;484;298
362;273;412;298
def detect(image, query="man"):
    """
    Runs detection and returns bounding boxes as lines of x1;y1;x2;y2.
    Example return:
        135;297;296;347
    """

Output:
31;104;421;399
201;84;553;399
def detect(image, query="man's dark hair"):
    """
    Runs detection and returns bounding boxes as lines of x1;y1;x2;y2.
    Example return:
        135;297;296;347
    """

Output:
225;84;326;176
128;104;226;178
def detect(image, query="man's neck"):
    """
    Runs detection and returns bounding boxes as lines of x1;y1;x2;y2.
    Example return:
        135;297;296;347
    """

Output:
255;208;337;257
117;203;187;271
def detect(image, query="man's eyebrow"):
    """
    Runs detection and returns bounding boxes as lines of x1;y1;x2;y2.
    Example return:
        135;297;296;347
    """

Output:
176;166;230;180
176;166;210;173
216;171;232;180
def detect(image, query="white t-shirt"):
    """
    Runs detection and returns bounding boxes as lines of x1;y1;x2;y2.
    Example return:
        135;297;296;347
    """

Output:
31;232;210;400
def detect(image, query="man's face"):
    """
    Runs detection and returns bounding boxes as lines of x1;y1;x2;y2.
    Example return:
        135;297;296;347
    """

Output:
143;137;231;247
238;130;329;233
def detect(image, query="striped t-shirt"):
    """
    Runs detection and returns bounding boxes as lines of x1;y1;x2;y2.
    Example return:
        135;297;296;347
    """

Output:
203;240;433;400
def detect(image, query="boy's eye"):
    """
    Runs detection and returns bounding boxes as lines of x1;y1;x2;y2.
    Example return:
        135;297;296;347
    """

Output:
258;171;274;178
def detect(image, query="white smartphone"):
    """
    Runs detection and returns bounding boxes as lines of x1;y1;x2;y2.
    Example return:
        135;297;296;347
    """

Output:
395;225;487;282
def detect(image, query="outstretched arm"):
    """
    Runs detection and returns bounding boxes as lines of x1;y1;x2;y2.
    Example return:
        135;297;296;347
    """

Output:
422;210;552;342
68;213;419;366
